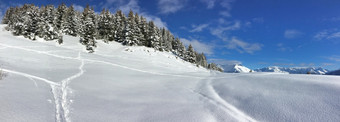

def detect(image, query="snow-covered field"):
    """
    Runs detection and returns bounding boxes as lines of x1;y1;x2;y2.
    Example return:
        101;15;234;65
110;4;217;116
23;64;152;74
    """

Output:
1;25;340;122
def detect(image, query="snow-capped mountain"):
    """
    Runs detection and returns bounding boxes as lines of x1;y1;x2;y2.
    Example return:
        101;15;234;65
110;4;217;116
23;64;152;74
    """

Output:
220;64;252;73
326;69;340;75
255;66;329;75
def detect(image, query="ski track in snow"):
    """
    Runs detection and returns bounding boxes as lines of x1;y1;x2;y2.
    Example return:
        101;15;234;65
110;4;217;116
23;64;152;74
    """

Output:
1;43;258;121
191;74;257;122
52;52;85;122
1;68;60;86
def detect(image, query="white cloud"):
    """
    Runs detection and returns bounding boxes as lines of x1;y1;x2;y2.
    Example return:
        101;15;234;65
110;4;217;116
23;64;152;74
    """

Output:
200;0;216;9
190;24;209;32
328;32;340;39
103;0;167;29
328;55;340;62
180;38;214;55
284;29;303;39
208;59;241;65
142;14;167;29
219;0;235;17
314;29;340;40
225;37;263;54
158;0;186;14
210;20;241;38
252;17;264;23
117;0;140;14
73;4;84;12
277;43;293;52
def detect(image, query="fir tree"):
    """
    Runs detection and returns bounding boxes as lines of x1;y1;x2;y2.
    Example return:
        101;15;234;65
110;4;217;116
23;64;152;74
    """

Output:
148;21;160;50
54;3;67;31
39;5;58;40
80;5;97;52
2;7;15;24
113;10;126;42
178;41;186;58
123;10;139;46
63;5;79;36
139;16;149;46
186;44;197;63
134;13;145;46
196;53;208;68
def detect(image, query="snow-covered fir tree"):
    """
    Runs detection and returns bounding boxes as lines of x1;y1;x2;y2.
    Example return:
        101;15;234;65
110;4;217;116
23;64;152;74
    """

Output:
97;9;111;42
122;10;139;46
196;53;208;68
80;5;97;52
54;4;67;31
38;5;58;40
113;10;126;42
1;7;15;24
134;13;145;46
139;16;149;46
186;44;197;63
147;21;161;50
63;5;79;36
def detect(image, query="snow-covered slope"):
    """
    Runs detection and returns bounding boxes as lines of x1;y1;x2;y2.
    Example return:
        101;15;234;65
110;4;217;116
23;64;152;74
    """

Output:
220;64;251;73
1;24;340;122
255;66;329;74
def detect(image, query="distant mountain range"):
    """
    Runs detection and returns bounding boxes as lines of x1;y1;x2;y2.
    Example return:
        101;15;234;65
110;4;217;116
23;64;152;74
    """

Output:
220;64;252;73
326;69;340;75
254;66;329;75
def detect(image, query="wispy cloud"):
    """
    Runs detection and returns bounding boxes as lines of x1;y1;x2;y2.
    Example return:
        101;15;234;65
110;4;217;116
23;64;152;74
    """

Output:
219;0;235;17
158;0;186;14
180;38;214;55
208;19;263;54
323;17;340;22
190;24;210;32
73;4;84;12
328;55;340;62
210;20;241;38
208;59;241;65
200;0;216;9
277;43;293;52
252;17;264;23
225;37;263;54
102;0;167;29
284;29;303;39
314;29;340;40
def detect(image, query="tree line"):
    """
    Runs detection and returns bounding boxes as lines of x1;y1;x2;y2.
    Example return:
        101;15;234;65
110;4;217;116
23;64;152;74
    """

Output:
1;4;223;72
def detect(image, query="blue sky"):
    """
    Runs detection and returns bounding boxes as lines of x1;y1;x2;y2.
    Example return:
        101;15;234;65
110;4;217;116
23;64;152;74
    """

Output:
1;0;340;70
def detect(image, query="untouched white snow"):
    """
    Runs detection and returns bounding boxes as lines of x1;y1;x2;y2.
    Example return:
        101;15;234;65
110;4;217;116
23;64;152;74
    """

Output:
1;24;340;122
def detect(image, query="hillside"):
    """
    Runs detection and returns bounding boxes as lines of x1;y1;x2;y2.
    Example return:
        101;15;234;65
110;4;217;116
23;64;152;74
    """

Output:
1;25;340;122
